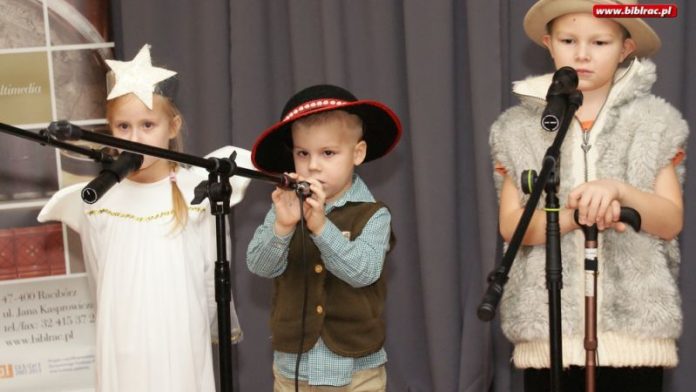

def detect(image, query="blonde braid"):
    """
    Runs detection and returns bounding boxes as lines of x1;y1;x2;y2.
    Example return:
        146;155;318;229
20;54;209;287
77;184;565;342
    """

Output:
169;162;188;231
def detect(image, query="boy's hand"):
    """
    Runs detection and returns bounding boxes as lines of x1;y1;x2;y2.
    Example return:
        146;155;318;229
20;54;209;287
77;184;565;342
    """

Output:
302;178;327;235
567;179;626;231
272;173;302;236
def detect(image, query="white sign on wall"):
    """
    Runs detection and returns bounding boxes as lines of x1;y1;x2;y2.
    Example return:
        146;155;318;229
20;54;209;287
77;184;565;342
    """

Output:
0;275;96;391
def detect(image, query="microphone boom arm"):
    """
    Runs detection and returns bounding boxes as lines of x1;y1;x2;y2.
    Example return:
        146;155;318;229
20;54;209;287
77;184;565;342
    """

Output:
47;120;302;192
0;121;115;165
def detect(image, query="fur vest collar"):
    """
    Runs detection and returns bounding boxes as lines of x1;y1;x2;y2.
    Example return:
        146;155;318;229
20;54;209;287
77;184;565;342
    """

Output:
512;58;656;111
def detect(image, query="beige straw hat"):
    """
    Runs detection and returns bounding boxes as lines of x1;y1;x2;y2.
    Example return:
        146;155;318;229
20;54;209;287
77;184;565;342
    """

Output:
524;0;662;57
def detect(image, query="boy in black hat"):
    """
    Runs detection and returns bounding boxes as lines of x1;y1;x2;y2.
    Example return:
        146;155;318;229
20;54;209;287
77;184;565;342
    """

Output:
247;84;401;390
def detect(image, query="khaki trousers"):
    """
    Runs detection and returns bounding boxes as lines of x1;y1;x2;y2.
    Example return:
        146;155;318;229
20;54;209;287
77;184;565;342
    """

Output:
273;365;386;392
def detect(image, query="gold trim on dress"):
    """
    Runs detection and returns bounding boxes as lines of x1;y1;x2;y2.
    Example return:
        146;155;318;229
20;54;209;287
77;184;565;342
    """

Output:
86;206;206;222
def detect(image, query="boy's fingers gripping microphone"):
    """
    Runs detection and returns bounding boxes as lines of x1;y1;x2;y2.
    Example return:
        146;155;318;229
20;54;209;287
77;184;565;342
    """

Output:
279;174;312;197
294;181;311;197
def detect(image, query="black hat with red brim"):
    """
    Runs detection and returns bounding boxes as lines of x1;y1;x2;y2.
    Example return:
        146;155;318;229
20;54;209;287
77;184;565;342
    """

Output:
251;84;402;174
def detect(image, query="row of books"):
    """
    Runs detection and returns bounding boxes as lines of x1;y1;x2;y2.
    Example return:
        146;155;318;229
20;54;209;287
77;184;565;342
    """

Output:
0;223;65;281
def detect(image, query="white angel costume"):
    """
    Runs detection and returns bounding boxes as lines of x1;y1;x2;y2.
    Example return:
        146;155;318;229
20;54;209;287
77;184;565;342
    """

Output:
39;146;251;392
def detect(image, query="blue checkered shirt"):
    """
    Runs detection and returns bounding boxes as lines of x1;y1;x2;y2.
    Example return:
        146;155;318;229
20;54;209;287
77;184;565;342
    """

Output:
246;174;390;386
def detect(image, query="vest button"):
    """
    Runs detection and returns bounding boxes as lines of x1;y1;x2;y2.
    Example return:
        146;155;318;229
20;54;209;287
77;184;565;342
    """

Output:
314;264;323;274
316;305;324;314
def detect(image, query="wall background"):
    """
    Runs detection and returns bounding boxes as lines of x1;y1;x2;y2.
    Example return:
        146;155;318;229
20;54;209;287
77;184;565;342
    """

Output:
108;1;696;391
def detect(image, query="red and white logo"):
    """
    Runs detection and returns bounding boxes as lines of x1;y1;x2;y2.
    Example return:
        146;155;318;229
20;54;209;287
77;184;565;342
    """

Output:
593;4;678;18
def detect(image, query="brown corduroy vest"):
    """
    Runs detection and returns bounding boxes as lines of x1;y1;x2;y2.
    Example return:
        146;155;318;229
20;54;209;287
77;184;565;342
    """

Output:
270;201;394;357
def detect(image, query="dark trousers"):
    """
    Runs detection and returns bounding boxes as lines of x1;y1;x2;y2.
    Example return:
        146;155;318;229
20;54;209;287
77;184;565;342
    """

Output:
524;366;663;392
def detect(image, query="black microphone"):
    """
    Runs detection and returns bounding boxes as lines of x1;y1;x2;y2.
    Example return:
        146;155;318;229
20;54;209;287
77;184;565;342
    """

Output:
81;151;144;204
279;174;312;197
541;66;579;132
47;120;84;141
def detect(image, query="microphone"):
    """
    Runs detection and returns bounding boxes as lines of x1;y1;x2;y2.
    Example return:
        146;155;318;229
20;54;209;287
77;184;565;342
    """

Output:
47;120;84;141
541;66;579;132
81;151;144;204
279;174;312;197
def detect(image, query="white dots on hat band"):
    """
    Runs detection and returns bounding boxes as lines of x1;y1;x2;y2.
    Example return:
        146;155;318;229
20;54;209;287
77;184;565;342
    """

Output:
282;99;349;122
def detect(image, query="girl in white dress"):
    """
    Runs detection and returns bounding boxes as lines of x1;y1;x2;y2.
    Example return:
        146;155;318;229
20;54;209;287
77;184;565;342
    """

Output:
39;44;250;392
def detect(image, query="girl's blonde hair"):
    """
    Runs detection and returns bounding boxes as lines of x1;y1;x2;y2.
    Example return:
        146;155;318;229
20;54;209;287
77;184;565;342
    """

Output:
105;94;189;232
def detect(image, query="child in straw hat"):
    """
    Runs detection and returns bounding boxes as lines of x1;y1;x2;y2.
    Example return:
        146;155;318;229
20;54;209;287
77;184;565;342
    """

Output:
489;1;688;390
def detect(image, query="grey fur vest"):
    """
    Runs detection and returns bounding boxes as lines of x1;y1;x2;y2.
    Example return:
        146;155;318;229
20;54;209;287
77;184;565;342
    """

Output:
489;59;689;368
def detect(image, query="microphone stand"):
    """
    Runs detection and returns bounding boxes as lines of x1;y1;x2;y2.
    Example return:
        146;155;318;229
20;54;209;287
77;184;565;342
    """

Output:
0;120;293;392
0;122;115;166
477;90;583;392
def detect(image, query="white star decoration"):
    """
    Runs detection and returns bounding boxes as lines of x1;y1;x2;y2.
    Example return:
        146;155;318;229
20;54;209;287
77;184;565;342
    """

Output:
105;44;177;109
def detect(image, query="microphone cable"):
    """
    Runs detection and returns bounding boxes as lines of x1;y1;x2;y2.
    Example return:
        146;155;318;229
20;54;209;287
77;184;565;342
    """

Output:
294;190;310;392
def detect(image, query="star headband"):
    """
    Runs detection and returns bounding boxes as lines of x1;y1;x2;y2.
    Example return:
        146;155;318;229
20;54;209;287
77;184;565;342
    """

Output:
105;44;177;110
